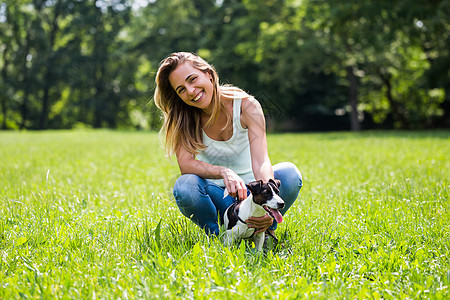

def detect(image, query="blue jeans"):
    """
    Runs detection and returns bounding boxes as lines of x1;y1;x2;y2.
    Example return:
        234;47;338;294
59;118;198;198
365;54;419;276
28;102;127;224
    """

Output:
172;162;303;235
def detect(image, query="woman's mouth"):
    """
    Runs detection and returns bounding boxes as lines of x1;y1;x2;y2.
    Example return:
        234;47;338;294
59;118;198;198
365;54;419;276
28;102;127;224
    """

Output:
193;91;203;102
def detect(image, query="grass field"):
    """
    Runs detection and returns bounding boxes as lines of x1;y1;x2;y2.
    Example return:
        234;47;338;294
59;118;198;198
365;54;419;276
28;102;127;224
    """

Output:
0;130;449;299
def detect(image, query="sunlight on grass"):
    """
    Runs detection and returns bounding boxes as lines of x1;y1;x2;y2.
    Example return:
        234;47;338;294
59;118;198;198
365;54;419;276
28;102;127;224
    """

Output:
0;130;449;298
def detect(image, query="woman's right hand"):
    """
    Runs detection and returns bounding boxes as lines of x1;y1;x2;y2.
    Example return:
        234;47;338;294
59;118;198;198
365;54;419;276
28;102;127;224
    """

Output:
221;168;247;201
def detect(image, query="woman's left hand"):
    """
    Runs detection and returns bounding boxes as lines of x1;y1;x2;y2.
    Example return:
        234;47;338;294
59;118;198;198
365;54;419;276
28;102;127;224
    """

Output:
246;214;273;234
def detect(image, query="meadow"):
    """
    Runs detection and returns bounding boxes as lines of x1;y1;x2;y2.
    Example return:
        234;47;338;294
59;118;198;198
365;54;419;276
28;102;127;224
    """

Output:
0;130;448;299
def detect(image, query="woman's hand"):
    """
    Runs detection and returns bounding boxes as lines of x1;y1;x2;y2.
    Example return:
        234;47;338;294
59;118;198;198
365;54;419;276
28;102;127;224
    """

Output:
221;168;247;200
246;214;273;234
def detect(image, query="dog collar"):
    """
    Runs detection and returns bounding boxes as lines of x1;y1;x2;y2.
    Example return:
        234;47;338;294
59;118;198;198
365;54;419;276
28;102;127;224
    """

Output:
237;214;247;224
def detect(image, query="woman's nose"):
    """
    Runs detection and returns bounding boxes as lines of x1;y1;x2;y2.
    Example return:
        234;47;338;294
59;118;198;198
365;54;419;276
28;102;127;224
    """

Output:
186;84;195;95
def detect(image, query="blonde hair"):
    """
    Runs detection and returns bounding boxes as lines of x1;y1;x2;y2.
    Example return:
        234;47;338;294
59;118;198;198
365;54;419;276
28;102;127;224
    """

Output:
154;52;248;157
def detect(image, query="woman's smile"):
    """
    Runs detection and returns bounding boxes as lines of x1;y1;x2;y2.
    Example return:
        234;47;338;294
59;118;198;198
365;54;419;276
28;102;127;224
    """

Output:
193;91;204;102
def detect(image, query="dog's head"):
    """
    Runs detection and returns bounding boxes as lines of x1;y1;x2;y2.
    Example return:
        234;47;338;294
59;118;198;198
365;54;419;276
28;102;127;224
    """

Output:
247;179;285;223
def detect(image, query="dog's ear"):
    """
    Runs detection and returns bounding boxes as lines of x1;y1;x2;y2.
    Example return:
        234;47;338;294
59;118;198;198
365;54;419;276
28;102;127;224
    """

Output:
269;178;281;188
247;180;263;195
268;178;281;194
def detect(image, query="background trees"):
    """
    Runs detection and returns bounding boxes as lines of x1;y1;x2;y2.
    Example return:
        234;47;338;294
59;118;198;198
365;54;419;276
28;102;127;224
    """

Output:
0;0;448;131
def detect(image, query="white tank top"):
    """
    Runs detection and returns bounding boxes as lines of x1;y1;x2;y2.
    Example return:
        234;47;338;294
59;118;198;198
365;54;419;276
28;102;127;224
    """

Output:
196;98;255;187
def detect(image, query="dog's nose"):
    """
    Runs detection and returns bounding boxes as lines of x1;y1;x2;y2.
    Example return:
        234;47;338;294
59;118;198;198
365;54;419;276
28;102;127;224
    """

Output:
278;201;285;209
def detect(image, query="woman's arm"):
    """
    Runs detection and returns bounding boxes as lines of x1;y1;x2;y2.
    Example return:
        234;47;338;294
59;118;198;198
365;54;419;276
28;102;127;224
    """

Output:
176;146;248;200
241;97;274;182
241;97;275;233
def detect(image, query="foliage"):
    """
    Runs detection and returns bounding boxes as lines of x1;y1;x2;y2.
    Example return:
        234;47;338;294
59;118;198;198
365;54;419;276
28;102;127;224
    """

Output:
0;130;449;298
0;0;449;130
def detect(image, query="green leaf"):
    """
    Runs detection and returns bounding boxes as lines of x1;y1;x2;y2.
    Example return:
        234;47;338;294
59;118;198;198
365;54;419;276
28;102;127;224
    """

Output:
154;218;162;249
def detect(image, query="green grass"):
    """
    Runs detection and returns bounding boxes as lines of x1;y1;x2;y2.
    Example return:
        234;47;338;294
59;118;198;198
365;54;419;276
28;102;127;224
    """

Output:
0;130;449;299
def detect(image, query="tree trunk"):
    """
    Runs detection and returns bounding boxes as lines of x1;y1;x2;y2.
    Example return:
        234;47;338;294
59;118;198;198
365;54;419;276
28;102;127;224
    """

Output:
40;79;50;129
39;0;62;130
346;66;361;131
92;10;107;129
93;77;105;128
0;45;9;129
438;88;450;127
16;10;36;130
19;42;32;130
0;93;6;129
19;88;30;130
377;69;410;129
0;95;7;129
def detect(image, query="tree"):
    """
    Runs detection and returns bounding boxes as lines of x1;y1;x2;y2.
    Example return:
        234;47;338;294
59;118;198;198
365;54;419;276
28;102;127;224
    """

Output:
301;0;448;129
0;1;13;129
36;0;65;129
241;0;348;130
0;0;447;130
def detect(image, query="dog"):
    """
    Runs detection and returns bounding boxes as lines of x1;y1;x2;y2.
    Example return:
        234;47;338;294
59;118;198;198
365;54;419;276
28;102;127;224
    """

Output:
223;179;285;251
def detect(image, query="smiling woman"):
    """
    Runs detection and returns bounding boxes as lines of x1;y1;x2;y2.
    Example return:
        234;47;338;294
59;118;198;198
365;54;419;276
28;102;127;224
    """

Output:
153;52;302;237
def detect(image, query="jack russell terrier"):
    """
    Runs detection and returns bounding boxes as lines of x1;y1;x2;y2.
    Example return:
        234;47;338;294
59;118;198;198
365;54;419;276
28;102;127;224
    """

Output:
223;179;285;251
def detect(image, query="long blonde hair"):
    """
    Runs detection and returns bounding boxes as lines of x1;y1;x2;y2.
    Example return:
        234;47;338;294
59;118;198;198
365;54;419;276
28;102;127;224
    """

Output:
154;52;248;157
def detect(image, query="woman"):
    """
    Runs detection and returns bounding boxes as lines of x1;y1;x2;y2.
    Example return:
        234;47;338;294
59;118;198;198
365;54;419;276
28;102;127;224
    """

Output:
154;52;302;237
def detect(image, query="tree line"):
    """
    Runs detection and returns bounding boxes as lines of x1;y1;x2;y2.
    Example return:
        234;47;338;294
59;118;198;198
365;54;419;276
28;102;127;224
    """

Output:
0;0;448;131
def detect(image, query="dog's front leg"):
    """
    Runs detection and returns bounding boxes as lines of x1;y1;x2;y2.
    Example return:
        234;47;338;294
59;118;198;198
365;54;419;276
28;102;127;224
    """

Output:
254;232;265;252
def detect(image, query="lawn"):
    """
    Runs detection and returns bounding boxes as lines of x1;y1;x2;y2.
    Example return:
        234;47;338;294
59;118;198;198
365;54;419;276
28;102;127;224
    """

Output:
0;130;449;299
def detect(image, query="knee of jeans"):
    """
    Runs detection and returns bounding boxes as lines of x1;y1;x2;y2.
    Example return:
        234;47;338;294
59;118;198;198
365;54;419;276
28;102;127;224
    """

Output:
279;162;303;188
173;174;204;206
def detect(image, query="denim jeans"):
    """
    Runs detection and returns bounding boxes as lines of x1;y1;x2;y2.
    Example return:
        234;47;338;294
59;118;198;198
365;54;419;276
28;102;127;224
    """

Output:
172;162;303;235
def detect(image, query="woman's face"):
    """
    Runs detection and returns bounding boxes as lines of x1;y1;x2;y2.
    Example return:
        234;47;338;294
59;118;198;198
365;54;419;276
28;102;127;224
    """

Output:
169;62;214;113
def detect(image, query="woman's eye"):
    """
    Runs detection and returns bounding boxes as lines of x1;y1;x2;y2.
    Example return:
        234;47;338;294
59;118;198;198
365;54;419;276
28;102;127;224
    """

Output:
178;87;185;94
